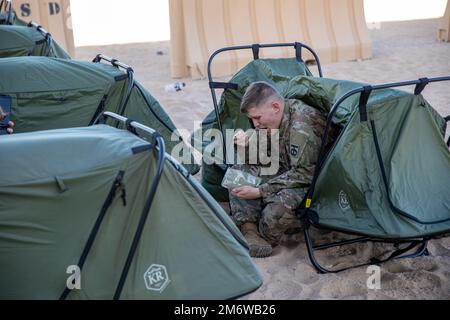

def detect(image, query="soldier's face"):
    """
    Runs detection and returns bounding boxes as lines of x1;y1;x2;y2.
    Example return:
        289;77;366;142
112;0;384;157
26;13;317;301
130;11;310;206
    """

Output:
246;100;283;130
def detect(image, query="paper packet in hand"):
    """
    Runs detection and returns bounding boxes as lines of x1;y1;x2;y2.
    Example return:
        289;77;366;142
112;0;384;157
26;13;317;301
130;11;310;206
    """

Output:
233;129;258;147
221;168;262;190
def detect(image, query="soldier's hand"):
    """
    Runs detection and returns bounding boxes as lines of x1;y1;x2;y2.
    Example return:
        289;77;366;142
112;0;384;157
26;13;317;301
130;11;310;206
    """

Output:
7;121;14;134
233;130;249;147
231;186;261;200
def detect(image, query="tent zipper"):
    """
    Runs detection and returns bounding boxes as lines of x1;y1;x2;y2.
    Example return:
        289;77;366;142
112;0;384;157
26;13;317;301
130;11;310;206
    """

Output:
59;170;125;300
118;181;127;206
89;94;108;125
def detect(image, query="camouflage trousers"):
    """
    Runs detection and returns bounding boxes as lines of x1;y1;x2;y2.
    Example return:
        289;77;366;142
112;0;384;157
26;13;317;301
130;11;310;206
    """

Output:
229;164;306;245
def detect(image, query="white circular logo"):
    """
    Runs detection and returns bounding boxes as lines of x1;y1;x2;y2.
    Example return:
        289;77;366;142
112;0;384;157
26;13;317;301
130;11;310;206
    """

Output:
338;190;350;210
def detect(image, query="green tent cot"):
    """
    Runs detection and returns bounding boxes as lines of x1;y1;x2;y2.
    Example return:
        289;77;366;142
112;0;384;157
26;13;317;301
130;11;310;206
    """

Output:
198;42;450;272
0;22;70;58
0;1;68;59
299;76;450;272
0;113;262;299
0;54;199;174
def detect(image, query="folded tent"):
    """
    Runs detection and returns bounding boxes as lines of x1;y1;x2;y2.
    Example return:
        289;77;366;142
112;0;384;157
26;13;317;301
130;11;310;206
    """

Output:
0;113;262;299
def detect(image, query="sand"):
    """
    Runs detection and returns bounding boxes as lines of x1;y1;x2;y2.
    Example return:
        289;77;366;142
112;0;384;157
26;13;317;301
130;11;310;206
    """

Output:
76;18;450;300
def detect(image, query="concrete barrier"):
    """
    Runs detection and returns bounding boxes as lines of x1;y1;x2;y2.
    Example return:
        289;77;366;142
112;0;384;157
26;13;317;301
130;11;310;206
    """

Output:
12;0;75;57
438;0;450;41
169;0;372;79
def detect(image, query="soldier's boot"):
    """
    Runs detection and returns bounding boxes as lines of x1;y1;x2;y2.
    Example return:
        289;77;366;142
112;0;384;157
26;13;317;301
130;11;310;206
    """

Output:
240;223;273;258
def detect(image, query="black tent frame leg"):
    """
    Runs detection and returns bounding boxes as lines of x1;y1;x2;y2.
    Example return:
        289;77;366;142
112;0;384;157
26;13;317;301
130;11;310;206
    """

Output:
304;225;429;274
392;240;429;259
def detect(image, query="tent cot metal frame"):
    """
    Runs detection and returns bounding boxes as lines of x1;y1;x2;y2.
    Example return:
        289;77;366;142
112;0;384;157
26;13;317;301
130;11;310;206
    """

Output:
92;54;135;117
26;21;55;57
91;54;179;137
0;0;12;25
91;54;199;176
207;42;450;273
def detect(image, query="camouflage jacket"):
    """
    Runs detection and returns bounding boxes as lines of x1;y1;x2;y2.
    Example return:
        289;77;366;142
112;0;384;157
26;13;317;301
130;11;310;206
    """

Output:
258;99;327;198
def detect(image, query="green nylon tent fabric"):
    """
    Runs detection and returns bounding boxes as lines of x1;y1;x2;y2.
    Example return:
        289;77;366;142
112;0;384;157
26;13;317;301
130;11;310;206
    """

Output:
0;125;262;299
193;58;313;200
301;78;450;239
196;64;450;238
0;56;198;173
0;24;70;58
279;76;449;238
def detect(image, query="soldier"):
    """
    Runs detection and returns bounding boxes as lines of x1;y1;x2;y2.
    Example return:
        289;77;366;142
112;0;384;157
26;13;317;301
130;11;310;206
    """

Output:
229;81;327;258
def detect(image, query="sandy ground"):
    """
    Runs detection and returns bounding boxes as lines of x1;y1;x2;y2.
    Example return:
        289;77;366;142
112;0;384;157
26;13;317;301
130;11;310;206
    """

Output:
76;18;450;300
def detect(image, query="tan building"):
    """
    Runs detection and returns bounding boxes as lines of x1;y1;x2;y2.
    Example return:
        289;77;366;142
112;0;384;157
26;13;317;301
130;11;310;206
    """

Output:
12;0;75;57
438;0;450;41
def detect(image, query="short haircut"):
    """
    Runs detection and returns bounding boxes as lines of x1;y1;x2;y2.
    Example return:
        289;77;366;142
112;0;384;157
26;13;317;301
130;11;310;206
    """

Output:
240;81;283;113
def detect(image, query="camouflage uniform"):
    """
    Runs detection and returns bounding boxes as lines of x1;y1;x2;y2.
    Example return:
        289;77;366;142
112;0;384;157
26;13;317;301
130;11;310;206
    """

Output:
229;99;327;244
